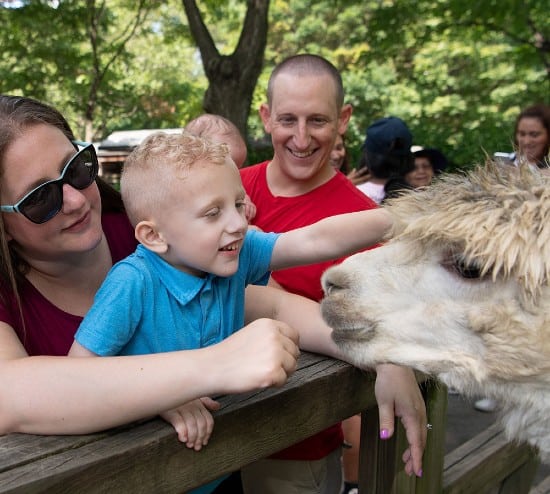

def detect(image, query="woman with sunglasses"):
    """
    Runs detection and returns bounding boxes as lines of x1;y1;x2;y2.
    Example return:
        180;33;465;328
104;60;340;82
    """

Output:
0;95;300;435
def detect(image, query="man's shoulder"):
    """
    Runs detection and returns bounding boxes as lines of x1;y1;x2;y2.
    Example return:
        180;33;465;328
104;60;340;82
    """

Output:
240;160;269;176
240;161;269;194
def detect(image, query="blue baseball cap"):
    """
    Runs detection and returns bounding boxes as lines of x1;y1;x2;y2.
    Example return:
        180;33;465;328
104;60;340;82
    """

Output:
362;117;413;157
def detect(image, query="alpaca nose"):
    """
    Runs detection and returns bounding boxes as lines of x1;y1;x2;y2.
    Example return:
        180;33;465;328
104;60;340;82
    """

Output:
324;280;337;296
321;269;347;296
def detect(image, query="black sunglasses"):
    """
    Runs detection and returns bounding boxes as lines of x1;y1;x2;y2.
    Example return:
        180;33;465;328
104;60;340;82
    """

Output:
0;141;99;224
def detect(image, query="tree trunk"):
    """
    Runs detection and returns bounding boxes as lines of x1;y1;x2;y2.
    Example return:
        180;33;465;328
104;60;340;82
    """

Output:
181;0;270;138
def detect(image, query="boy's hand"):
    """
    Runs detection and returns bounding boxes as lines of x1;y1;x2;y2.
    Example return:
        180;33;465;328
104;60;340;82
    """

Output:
160;397;220;450
215;318;300;393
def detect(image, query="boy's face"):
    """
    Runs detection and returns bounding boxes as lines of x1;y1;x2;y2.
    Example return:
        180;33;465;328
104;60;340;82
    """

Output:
156;156;249;278
260;72;351;182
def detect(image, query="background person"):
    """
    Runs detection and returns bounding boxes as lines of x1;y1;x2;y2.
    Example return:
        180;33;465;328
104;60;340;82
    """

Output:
185;113;256;221
512;103;549;168
356;116;415;204
406;146;448;188
494;103;549;170
330;132;350;174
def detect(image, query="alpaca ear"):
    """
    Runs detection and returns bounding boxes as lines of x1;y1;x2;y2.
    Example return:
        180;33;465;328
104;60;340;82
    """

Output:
135;220;168;254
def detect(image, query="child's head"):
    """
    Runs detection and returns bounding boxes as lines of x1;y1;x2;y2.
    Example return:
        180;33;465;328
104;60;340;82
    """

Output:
359;116;414;179
121;131;248;278
185;114;247;168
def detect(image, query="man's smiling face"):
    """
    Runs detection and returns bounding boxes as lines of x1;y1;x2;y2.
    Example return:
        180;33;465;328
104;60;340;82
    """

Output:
260;72;347;183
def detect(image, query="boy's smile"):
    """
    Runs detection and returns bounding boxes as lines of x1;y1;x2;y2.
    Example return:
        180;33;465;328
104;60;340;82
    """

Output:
219;239;242;252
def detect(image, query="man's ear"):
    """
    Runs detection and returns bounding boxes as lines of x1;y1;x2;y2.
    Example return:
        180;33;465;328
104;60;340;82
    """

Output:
135;220;167;254
259;103;272;133
338;103;353;135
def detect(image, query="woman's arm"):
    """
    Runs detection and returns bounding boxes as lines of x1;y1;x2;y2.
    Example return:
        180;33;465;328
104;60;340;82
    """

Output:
245;284;346;358
0;319;298;435
244;284;426;477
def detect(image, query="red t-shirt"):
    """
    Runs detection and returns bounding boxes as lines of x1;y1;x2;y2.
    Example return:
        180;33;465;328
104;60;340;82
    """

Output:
0;212;137;356
240;161;378;460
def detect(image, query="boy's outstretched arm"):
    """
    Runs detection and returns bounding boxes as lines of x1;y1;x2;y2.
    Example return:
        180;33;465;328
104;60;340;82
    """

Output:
245;284;426;477
269;208;393;271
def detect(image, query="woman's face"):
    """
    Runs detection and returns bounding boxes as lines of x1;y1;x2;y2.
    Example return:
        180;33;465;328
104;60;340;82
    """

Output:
405;156;434;188
515;116;549;164
1;124;103;263
329;134;346;170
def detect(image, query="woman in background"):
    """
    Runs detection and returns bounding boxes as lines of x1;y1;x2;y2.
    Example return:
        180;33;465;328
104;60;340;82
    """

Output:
329;133;350;174
513;103;549;168
405;146;448;188
494;103;550;170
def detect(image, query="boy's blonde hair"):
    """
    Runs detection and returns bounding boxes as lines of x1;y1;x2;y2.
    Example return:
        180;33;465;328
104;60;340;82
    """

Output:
121;131;229;226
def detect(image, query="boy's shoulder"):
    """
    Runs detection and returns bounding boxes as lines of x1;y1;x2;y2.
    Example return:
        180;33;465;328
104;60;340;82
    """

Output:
107;245;156;280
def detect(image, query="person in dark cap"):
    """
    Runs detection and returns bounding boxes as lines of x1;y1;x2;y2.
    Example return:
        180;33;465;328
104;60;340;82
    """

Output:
405;146;448;188
356;116;415;204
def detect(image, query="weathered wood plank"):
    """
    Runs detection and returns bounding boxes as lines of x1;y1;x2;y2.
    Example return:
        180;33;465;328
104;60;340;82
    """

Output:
1;352;535;494
0;353;380;494
413;382;448;494
357;379;447;494
530;474;550;494
442;423;538;494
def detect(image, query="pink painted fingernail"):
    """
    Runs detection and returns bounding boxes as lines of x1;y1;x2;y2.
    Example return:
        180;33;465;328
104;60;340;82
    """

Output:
380;428;390;439
417;469;423;477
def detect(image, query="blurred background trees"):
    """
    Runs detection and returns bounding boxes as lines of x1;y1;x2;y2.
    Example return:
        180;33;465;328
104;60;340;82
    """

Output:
1;0;547;169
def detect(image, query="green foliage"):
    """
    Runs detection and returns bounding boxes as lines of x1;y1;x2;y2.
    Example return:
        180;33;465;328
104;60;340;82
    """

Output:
0;0;547;169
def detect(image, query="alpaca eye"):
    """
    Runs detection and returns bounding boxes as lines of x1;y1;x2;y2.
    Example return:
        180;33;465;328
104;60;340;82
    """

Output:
442;252;484;280
454;259;482;279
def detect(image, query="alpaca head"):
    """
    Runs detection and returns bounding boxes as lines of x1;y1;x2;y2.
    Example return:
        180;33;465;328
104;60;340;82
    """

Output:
321;162;550;394
321;162;550;459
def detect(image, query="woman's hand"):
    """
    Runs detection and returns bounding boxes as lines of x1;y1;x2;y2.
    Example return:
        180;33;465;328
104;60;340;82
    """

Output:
346;166;370;186
375;364;427;477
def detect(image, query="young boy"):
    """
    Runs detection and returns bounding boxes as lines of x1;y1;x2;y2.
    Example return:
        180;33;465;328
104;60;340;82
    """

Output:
69;131;393;492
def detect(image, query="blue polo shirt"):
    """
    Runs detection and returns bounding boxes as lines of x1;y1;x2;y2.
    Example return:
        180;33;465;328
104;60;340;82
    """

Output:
75;229;279;356
75;230;279;494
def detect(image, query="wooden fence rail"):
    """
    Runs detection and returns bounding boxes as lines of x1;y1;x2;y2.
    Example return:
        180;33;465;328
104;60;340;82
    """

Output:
0;352;539;493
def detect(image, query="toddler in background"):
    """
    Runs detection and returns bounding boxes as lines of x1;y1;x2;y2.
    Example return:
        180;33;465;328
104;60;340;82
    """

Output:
185;114;256;221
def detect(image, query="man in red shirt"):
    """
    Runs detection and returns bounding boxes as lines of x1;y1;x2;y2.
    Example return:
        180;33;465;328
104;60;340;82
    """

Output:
240;54;425;494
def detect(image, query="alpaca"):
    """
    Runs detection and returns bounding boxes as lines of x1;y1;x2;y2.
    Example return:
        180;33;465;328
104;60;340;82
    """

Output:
320;162;550;461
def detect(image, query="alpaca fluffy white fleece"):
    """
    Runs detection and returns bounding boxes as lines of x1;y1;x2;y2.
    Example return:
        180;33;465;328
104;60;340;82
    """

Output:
321;161;550;461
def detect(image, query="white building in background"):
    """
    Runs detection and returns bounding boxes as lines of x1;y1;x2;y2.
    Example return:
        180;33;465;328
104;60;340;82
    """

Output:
97;128;183;188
